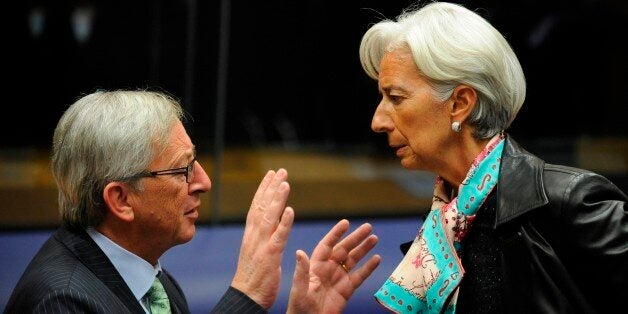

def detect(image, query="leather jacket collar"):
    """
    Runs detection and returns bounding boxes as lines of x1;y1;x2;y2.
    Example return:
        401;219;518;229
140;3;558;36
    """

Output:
494;135;549;227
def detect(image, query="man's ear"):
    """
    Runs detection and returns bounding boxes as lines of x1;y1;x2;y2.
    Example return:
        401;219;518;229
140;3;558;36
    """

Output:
103;182;135;222
449;84;477;122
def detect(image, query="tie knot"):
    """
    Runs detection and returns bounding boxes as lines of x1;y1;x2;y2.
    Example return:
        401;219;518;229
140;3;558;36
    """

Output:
147;277;167;301
146;276;171;313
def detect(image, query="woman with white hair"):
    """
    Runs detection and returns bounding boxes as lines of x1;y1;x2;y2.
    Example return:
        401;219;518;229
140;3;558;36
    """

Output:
360;2;627;313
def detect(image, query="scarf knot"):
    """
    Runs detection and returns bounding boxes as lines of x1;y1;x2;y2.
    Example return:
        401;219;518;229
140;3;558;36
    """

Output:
375;134;505;313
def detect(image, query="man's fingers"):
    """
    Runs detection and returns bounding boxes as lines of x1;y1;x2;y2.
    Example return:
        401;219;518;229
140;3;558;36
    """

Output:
290;250;311;300
349;254;381;289
246;170;276;226
343;234;379;270
261;169;287;206
263;181;290;225
252;170;275;203
246;169;289;238
330;223;373;263
311;219;350;261
270;206;294;252
250;169;287;212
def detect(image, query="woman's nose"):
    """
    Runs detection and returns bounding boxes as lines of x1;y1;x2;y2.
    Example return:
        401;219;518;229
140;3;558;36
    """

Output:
371;102;392;133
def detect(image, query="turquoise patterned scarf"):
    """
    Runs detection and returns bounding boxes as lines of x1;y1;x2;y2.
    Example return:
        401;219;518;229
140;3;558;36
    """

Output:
374;134;505;313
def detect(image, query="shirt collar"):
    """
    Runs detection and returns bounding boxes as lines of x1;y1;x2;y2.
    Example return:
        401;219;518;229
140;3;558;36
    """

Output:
86;227;162;301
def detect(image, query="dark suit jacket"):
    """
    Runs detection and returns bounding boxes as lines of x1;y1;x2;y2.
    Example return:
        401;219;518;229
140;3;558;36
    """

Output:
4;225;266;314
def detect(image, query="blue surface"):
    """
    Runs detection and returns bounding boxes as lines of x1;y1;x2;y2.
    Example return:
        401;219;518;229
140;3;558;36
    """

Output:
0;217;422;313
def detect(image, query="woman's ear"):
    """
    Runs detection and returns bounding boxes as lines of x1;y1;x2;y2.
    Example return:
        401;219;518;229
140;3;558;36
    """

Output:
449;84;477;122
103;182;135;222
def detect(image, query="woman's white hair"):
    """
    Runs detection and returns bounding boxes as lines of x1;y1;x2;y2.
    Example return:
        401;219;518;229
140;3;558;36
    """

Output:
359;1;526;138
51;90;184;229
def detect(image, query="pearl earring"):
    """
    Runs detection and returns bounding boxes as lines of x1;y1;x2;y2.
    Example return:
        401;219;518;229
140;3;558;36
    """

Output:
451;121;461;132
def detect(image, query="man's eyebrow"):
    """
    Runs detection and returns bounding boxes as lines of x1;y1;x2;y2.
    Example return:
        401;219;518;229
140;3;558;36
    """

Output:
176;147;196;164
184;148;196;163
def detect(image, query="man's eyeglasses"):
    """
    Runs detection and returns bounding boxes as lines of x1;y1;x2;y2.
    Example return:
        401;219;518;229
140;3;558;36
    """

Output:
131;158;196;183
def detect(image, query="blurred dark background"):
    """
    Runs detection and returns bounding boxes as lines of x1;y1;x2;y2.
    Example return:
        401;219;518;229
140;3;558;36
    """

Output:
4;0;627;149
1;0;626;224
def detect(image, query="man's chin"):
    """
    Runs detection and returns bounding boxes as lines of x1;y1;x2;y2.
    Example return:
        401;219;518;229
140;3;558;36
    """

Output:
177;225;196;245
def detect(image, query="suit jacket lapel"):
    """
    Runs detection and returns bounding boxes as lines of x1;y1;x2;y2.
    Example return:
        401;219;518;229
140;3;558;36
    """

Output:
55;225;146;313
159;270;190;314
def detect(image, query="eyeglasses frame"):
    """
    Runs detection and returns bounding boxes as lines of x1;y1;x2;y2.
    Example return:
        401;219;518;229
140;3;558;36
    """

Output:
130;157;197;183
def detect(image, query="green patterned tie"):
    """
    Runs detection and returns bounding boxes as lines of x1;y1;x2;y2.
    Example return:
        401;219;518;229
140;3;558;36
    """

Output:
146;276;171;314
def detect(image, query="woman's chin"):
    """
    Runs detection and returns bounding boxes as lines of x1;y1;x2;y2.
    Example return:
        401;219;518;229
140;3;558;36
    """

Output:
400;158;420;170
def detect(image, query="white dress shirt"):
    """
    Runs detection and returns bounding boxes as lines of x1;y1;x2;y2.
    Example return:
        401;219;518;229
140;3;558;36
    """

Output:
87;227;162;313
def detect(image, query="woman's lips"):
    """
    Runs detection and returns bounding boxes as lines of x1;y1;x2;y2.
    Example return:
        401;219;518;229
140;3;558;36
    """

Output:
394;145;406;157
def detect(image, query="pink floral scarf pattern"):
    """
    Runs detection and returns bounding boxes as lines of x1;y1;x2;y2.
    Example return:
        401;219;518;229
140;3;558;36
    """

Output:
375;134;505;313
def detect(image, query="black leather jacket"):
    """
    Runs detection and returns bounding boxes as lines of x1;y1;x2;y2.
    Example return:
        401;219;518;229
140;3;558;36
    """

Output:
494;136;627;313
402;136;627;313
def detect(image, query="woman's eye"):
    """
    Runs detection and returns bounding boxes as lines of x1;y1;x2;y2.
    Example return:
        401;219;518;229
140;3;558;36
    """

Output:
389;95;402;103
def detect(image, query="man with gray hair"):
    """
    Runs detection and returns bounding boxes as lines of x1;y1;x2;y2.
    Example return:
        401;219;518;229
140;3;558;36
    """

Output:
5;89;381;313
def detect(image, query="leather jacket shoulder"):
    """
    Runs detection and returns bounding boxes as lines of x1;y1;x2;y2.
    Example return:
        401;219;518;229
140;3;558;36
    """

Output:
396;135;627;312
496;135;628;313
